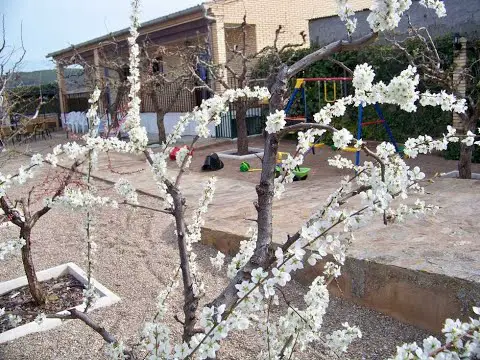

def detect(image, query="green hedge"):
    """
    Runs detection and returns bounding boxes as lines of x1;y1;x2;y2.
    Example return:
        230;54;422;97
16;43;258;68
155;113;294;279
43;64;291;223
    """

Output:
252;34;479;162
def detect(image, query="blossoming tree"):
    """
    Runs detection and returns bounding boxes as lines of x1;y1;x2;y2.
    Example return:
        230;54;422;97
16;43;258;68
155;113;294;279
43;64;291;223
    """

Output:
1;0;480;359
387;24;480;179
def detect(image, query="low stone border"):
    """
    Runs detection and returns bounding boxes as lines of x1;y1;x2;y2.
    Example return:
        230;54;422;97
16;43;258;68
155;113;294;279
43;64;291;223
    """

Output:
440;170;480;179
0;262;120;344
216;147;264;160
200;227;480;333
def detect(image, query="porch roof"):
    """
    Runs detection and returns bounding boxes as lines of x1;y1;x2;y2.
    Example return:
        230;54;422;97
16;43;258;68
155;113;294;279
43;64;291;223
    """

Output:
46;4;206;59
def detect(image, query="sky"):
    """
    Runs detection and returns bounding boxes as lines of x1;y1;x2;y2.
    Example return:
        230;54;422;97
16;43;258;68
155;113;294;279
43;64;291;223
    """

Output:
1;0;202;72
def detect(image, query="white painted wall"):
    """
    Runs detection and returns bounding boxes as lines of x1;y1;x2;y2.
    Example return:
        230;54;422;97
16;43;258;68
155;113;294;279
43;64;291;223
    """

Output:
140;112;216;136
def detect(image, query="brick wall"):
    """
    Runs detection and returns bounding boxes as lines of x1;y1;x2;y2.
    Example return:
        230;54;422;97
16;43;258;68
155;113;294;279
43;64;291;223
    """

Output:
208;0;371;51
224;24;257;86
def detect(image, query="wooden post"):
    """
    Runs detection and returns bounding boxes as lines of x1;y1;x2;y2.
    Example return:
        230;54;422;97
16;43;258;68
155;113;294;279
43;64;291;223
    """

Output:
93;48;104;114
452;37;467;133
56;62;66;129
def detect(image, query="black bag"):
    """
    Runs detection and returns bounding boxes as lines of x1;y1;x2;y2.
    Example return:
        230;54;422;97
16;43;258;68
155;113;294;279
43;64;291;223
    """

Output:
202;153;224;171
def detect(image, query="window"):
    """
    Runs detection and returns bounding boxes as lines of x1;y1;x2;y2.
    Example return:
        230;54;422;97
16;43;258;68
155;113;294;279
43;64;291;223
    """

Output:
122;66;130;78
152;57;163;74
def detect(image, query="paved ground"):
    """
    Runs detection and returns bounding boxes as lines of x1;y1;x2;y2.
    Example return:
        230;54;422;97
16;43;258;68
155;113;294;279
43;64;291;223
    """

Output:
6;131;480;283
0;175;430;359
80;136;480;283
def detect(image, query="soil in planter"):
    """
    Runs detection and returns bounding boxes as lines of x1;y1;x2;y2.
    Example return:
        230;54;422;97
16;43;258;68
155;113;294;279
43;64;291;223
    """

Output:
0;274;87;333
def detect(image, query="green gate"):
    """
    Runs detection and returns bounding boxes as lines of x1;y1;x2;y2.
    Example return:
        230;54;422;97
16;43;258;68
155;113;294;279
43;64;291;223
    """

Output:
215;104;268;138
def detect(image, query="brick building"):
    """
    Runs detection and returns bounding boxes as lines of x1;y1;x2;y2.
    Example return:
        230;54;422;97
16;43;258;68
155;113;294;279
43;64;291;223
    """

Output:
46;0;371;134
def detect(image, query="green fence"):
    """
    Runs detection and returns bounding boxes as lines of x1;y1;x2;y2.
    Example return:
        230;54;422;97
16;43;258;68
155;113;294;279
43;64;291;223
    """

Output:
215;104;268;138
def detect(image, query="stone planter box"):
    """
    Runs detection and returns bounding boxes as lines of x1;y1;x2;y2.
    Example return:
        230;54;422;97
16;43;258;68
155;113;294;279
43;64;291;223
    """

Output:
0;262;120;343
216;147;264;160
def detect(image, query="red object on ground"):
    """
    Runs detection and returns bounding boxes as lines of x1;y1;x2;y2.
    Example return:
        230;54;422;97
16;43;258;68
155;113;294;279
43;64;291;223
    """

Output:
169;146;194;160
170;147;180;160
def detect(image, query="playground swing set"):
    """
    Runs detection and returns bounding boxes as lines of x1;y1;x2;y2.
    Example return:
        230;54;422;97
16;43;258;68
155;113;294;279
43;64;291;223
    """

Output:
239;76;402;178
284;77;401;166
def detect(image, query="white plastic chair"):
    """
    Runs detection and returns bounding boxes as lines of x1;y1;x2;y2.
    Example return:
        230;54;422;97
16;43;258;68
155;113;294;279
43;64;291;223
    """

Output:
66;112;75;133
71;112;80;134
79;112;88;133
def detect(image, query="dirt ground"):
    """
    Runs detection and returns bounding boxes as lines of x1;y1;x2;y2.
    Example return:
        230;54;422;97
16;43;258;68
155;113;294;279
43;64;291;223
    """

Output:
0;139;434;359
0;192;431;360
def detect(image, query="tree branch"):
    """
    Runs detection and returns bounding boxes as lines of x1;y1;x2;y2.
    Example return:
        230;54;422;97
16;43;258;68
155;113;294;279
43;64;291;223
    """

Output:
287;32;378;78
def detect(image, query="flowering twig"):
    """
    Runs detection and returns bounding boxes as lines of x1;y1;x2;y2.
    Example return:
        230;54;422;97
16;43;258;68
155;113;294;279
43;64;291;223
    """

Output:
120;200;172;214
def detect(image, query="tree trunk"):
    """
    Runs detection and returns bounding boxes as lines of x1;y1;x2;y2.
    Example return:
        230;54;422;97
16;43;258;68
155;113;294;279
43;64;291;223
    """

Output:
458;116;476;179
111;83;127;129
150;89;167;144
20;226;45;305
252;66;288;265
156;110;167;144
209;68;288;310
458;143;473;179
170;187;199;342
235;101;249;155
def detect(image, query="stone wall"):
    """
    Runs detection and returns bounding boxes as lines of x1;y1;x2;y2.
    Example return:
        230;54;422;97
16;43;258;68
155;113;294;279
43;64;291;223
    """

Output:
309;0;480;47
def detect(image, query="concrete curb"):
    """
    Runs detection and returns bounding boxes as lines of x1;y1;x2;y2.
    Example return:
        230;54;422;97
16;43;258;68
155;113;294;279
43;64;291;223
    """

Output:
217;147;264;160
441;170;480;179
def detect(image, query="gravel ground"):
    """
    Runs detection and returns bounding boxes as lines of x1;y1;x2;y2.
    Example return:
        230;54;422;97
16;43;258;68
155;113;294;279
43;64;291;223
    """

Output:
0;138;434;359
0;190;431;359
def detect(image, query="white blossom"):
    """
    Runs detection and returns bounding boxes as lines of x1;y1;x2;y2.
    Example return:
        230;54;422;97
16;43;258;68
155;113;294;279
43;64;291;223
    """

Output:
0;238;26;260
210;251;225;271
7;314;22;327
265;109;286;134
326;322;362;353
114;178;138;205
34;312;46;325
227;227;257;278
332;128;354;149
419;0;447;17
336;0;357;34
105;341;127;360
55;188;117;209
175;146;192;168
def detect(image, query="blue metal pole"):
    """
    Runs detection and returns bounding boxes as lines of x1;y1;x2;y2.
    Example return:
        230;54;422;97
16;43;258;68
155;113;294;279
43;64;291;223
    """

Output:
355;104;363;166
374;103;400;154
302;86;308;122
284;88;299;115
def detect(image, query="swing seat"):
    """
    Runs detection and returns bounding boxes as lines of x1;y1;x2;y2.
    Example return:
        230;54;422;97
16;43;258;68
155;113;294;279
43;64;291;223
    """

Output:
285;116;306;122
331;145;359;152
